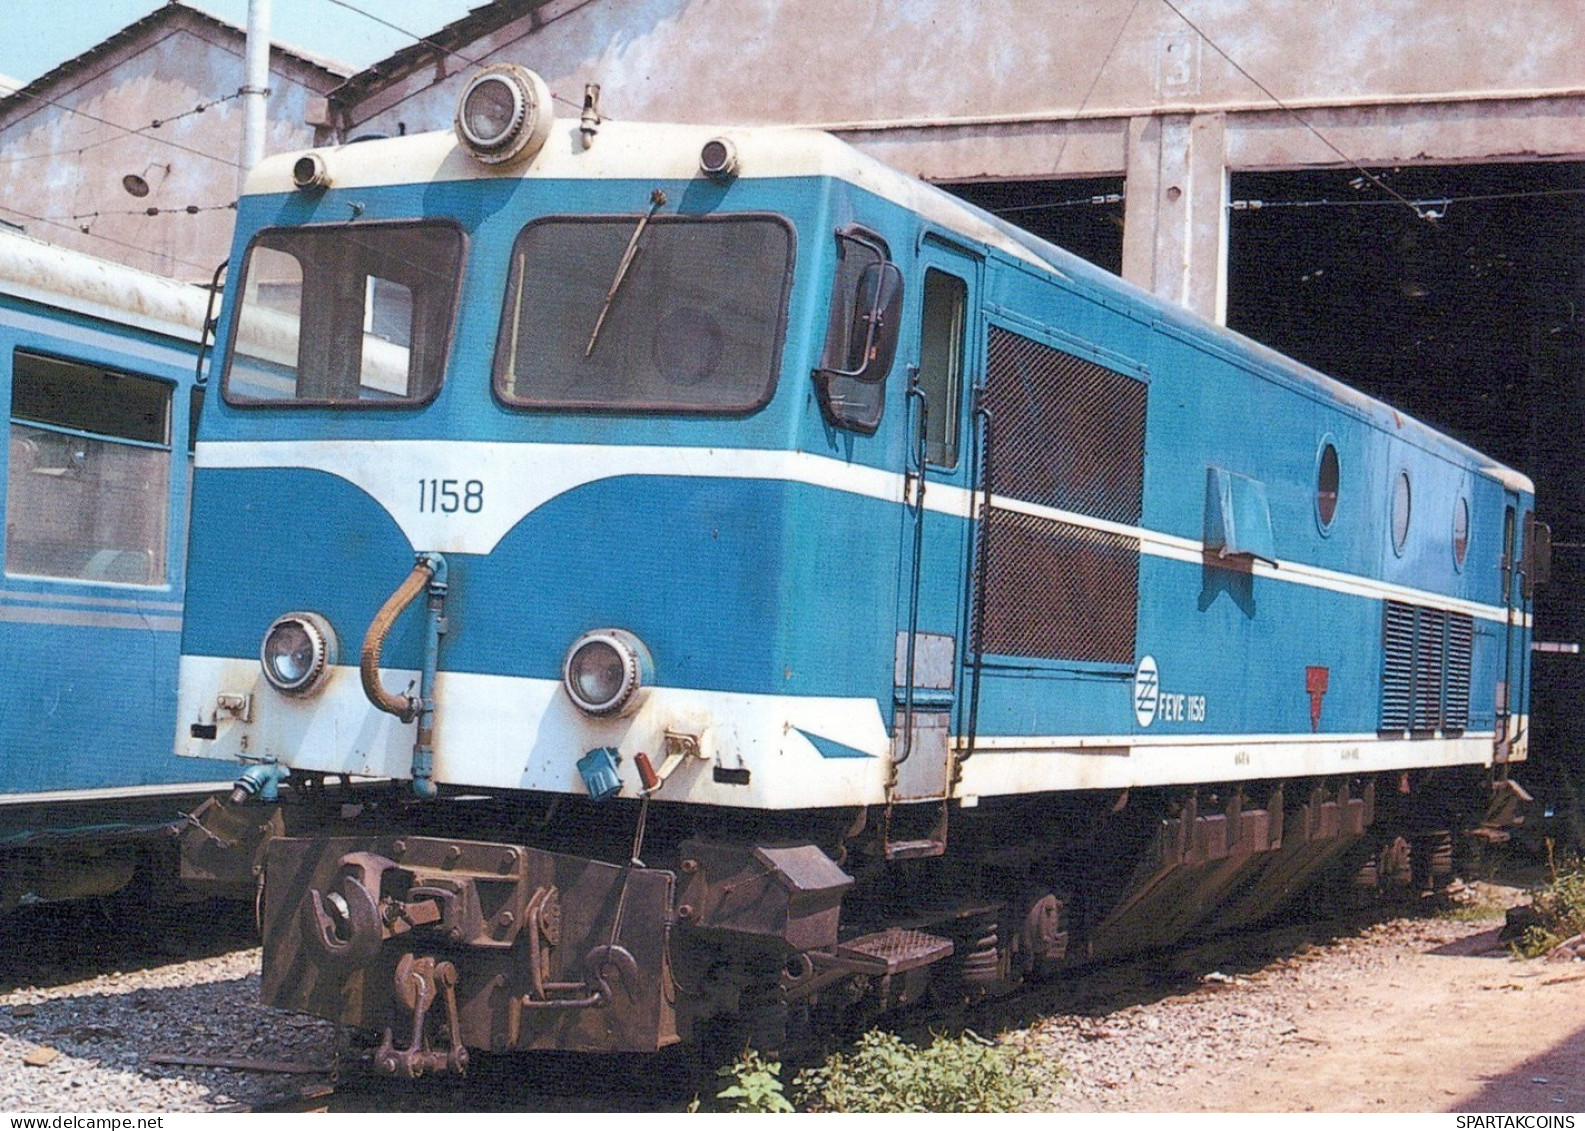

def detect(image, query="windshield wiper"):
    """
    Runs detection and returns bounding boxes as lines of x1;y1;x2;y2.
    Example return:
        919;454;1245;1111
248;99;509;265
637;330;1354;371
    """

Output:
585;187;667;357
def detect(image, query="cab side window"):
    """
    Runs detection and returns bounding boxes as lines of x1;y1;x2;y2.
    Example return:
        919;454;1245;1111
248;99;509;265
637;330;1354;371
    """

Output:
918;268;967;468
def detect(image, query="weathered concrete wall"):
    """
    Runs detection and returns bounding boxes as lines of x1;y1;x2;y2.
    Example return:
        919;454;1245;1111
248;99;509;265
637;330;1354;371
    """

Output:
0;12;339;281
331;0;1585;320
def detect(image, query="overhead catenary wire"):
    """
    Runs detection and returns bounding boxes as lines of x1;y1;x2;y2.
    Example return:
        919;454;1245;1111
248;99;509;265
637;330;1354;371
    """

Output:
1156;0;1432;220
145;88;248;130
0;0;487;268
323;0;592;115
1230;185;1585;216
989;185;1585;220
57;201;238;224
990;193;1126;216
1047;0;1145;177
0;81;244;168
2;0;588;172
0;79;243;265
321;0;485;68
0;202;220;275
0;89;249;166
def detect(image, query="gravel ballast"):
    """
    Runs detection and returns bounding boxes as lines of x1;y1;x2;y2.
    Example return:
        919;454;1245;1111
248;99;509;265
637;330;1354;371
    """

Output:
0;887;1561;1112
0;948;336;1112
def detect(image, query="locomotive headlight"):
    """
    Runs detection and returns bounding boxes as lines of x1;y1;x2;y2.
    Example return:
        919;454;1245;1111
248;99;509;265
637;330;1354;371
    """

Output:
260;612;337;697
562;629;652;716
454;64;554;166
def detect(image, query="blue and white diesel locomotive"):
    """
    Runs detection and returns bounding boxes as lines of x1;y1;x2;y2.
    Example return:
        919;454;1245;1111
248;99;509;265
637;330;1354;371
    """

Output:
175;65;1541;1066
0;227;231;907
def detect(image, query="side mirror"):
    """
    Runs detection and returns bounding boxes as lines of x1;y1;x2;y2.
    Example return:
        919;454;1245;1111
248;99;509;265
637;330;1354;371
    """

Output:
824;260;902;384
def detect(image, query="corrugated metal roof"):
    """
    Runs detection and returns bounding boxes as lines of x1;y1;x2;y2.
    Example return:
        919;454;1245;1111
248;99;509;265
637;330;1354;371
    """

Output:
0;0;351;111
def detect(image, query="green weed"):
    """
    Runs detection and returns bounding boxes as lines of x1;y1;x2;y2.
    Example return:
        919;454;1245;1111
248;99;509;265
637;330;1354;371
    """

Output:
1510;846;1585;958
792;1029;1044;1113
709;1048;795;1113
703;1028;1047;1113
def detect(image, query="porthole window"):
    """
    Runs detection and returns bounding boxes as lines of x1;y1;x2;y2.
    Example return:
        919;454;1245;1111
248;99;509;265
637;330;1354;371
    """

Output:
1391;470;1412;555
1315;440;1340;532
1453;495;1470;569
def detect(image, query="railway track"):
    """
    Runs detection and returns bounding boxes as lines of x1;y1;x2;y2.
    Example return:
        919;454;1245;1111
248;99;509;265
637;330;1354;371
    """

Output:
228;1050;704;1113
0;895;257;994
217;899;1422;1113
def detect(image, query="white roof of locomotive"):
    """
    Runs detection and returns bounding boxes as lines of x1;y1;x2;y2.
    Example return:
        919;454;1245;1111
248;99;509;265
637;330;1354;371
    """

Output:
0;226;210;345
247;119;1532;496
248;119;1051;272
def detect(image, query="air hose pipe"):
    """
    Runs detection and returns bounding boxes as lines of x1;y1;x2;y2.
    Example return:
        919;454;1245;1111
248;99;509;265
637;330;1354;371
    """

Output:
360;552;449;798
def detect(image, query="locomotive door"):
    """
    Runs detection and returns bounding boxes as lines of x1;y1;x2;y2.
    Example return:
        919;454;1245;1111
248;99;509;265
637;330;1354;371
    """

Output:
1496;493;1540;763
888;240;981;857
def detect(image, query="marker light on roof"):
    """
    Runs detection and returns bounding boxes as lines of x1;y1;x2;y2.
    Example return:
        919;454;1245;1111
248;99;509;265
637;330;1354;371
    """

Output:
454;64;554;167
700;137;739;181
292;153;331;192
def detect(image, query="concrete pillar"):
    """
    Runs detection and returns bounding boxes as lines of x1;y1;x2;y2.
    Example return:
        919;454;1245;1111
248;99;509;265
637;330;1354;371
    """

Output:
1121;112;1229;323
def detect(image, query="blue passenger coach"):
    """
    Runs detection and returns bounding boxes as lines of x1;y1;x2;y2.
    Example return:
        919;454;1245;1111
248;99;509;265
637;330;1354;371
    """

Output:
176;65;1540;1065
0;228;227;907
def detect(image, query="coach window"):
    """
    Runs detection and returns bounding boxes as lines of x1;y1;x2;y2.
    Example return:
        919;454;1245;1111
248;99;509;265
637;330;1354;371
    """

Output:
918;268;967;468
6;351;170;584
224;221;463;405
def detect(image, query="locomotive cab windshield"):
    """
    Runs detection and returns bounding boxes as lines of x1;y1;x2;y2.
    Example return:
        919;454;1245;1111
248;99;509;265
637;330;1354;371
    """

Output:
493;211;794;412
223;221;464;405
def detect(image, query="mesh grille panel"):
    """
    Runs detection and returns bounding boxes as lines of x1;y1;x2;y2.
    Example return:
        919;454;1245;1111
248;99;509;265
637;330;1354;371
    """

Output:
984;326;1147;522
976;326;1147;663
981;507;1139;664
1380;600;1475;735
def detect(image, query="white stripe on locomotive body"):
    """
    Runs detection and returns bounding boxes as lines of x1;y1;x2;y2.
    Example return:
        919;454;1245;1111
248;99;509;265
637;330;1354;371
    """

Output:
0;588;183;612
196;437;1525;628
0;604;182;633
177;655;893;810
0;781;233;806
175;654;1518;810
953;727;1523;801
